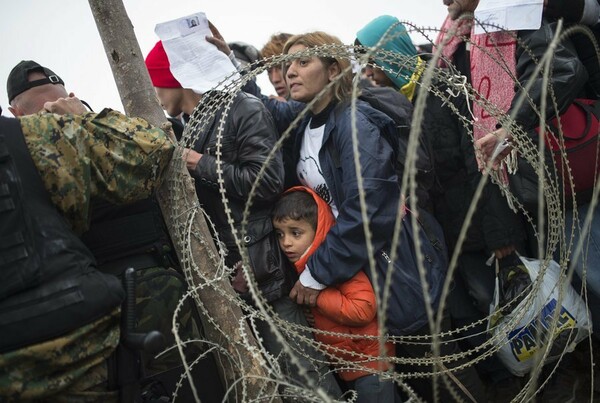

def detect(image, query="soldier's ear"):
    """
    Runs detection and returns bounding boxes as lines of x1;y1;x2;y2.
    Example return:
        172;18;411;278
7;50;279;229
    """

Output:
8;105;21;117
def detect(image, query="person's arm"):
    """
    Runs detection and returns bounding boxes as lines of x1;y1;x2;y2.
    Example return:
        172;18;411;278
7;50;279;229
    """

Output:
206;20;243;69
544;0;600;25
462;129;526;257
189;95;284;201
19;106;175;233
307;108;401;286
476;20;588;167
512;20;588;131
315;271;377;327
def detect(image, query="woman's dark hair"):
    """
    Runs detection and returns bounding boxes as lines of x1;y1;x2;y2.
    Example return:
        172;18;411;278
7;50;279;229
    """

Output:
272;191;318;231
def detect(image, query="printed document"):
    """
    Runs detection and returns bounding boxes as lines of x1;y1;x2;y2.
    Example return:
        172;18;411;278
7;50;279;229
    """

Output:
155;12;240;93
474;0;543;34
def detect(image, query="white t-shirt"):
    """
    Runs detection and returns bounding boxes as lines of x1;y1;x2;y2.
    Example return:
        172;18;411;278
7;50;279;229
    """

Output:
296;118;337;290
296;120;339;217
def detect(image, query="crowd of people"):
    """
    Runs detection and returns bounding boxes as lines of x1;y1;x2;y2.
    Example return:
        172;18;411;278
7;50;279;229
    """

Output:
2;0;600;402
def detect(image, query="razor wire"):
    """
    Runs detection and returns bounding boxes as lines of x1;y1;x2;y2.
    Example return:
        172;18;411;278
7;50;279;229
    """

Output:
158;17;599;402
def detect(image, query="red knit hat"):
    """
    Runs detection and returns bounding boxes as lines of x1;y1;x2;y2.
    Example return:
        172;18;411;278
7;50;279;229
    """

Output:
145;41;182;88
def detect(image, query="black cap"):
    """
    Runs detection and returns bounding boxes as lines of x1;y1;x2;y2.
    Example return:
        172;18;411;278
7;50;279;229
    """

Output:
7;60;65;103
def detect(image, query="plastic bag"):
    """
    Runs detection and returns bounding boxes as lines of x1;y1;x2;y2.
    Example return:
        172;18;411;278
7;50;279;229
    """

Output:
488;256;592;376
496;259;532;317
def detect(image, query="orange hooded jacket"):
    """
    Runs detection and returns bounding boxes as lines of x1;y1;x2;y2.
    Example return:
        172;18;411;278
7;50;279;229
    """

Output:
287;186;394;381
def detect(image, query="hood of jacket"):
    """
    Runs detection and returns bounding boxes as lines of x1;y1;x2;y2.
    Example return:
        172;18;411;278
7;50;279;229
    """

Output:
284;186;335;273
356;15;419;90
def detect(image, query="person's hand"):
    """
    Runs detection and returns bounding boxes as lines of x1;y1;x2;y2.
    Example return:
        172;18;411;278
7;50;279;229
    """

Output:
474;127;512;171
231;261;249;294
182;148;202;171
268;95;287;102
43;96;87;115
206;20;231;55
289;279;321;307
493;245;516;259
303;307;315;327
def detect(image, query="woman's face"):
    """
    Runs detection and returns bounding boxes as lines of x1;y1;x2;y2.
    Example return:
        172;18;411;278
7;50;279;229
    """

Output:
285;44;338;112
364;65;394;88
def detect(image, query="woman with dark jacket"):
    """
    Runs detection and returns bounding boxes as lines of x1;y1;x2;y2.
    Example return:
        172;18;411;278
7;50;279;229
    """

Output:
250;30;487;402
265;31;442;329
414;5;532;398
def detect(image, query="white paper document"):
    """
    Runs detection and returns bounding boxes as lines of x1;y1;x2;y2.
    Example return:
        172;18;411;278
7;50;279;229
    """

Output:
474;0;543;35
155;12;240;93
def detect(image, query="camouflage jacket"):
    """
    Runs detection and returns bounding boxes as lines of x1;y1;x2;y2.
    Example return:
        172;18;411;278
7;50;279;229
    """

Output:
18;108;175;233
0;110;175;401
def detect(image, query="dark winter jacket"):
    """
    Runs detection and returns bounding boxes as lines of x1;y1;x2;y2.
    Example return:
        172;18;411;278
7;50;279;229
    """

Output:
189;91;287;298
544;0;600;25
257;96;446;334
505;19;597;211
423;74;527;253
510;18;590;132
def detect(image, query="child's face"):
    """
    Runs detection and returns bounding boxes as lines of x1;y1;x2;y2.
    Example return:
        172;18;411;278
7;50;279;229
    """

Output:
273;218;316;263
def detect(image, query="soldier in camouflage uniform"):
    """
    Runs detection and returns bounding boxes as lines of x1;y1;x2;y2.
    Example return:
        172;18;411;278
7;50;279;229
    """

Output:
5;61;219;400
0;96;174;401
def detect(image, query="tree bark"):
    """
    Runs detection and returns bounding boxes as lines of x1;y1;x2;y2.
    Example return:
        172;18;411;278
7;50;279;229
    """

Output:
87;1;275;401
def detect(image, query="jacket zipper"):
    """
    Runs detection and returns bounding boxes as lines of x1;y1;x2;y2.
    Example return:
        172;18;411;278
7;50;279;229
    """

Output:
382;250;432;263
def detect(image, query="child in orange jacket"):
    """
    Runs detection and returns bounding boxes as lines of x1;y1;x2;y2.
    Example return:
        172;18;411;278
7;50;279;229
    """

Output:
272;186;396;402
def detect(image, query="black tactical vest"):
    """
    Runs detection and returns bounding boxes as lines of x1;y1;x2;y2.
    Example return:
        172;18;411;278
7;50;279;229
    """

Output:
0;116;124;353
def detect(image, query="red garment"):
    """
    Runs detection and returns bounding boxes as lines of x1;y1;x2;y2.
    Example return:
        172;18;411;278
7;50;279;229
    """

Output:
145;41;182;88
435;15;517;184
434;15;473;69
287;186;394;381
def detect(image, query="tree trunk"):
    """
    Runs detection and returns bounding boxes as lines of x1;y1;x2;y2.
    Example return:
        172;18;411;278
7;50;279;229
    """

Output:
87;1;275;401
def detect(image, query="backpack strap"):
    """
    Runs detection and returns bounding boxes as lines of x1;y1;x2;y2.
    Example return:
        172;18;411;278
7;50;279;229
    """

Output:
414;207;445;253
547;99;600;141
589;98;600;120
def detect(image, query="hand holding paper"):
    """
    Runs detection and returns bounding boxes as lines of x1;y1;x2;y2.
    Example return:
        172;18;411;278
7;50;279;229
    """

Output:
154;12;240;93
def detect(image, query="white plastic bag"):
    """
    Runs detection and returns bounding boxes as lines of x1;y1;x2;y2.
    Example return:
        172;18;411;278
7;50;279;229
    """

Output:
488;256;592;376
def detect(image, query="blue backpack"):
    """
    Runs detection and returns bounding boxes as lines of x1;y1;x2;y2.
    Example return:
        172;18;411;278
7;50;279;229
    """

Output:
330;85;437;211
373;207;448;336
